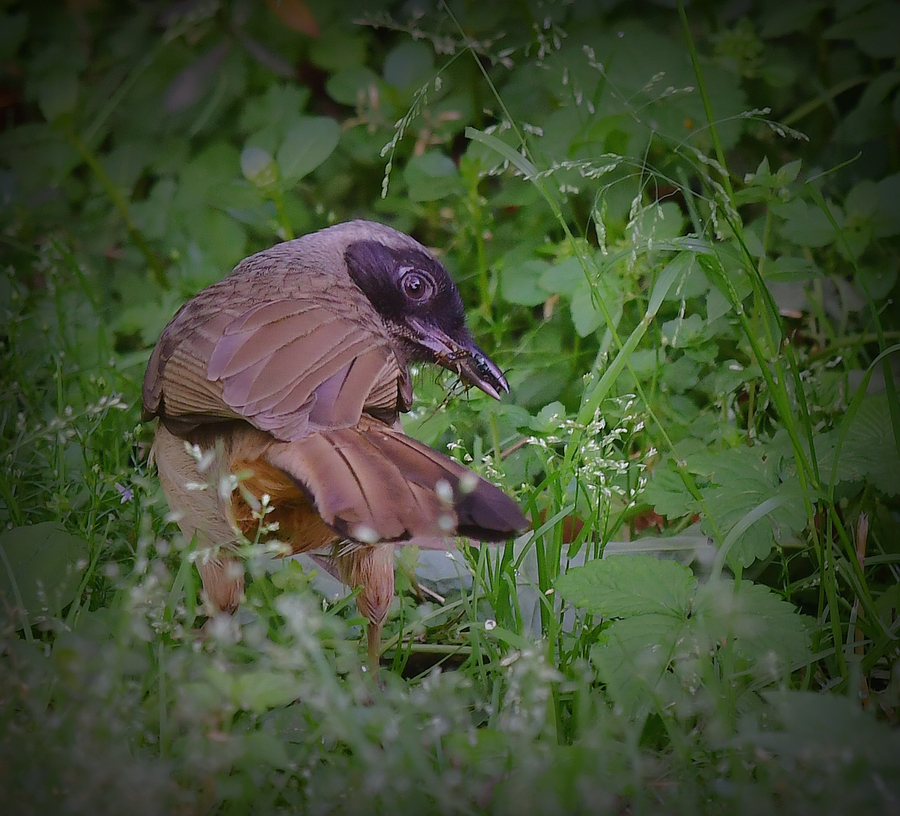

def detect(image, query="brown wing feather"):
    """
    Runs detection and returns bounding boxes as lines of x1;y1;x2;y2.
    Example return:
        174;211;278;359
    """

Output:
143;281;409;441
264;417;527;544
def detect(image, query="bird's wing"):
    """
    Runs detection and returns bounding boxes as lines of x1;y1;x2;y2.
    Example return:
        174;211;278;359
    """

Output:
264;414;528;544
143;289;410;442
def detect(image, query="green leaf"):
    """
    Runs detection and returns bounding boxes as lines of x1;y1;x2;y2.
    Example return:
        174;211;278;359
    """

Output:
694;446;809;567
230;669;304;713
661;313;705;348
764;256;823;282
693;580;811;666
815;393;900;496
774;197;844;247
0;522;89;618
240;145;278;187
32;72;78;122
383;40;433;90
403;151;462;202
555;554;696;618
642;463;695;518
501;258;550;306
308;29;367;72
539;256;584;296
326;66;382;107
571;557;812;716
276;116;340;183
590;613;688;713
570;275;622;337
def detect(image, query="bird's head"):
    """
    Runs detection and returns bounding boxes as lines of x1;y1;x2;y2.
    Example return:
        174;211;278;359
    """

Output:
341;223;509;400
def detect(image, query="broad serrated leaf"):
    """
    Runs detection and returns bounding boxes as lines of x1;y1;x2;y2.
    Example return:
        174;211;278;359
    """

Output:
642;464;695;519
693;446;808;567
555;554;696;618
815;393;900;496
0;522;89;618
590;612;690;714
276;117;340;182
774;197;844;247
693;580;811;667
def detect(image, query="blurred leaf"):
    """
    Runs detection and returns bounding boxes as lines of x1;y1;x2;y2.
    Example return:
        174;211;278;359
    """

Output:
763;256;822;283
31;72;78;122
661;313;705;347
774;198;844;247
163;41;230;114
570;274;622;337
501;258;550;306
874;172;900;237
241;145;278;187
404;151;462;202
309;28;367;71
383;40;433;90
231;668;305;713
0;522;89;618
824;2;900;58
326;66;382;107
0;12;27;61
238;84;311;136
539;257;584;297
264;0;319;38
276;116;340;182
566;556;811;715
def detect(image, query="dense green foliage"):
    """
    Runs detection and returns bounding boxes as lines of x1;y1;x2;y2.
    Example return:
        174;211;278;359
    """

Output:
2;0;899;813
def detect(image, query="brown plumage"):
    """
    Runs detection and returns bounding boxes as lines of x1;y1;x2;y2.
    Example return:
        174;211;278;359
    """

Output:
142;220;527;667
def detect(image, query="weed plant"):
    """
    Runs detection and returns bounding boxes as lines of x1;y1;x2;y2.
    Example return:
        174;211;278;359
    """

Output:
1;1;899;814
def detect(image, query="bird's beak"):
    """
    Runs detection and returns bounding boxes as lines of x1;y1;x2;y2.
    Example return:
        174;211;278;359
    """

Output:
407;318;510;400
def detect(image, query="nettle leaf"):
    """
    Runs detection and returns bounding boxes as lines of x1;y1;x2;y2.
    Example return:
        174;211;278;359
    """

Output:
693;446;808;567
558;555;811;716
692;580;811;669
815;394;900;496
589;613;689;715
642;463;695;519
0;522;89;619
276;117;341;183
555;555;696;618
773;197;843;248
764;256;823;283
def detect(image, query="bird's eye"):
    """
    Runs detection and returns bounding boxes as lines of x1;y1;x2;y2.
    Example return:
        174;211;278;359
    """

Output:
400;271;433;301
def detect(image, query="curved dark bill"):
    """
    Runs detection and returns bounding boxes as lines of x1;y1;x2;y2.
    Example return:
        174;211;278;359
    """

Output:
408;318;510;400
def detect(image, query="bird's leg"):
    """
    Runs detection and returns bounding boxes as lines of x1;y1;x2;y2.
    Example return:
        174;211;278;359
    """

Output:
336;543;396;673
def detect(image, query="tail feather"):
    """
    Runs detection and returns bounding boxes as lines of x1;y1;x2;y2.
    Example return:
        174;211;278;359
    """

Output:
265;416;527;545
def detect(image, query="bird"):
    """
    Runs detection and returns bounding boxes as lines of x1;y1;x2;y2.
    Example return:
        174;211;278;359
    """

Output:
142;220;528;668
